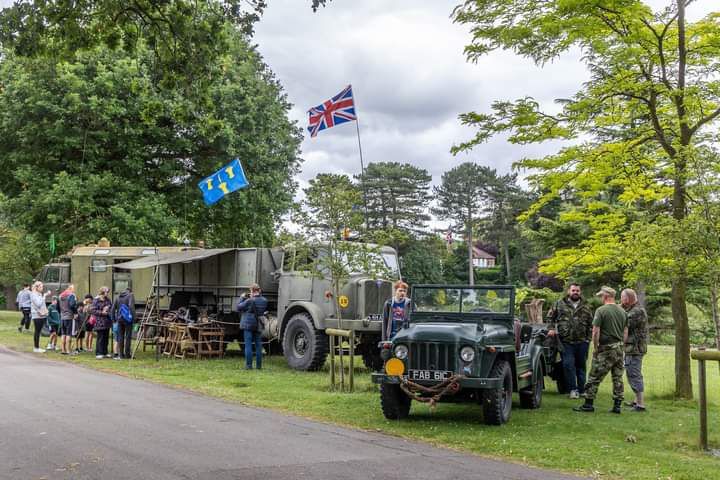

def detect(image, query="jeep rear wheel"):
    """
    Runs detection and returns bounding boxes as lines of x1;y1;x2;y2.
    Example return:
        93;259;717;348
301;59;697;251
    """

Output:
520;365;543;409
553;361;569;394
482;360;513;425
282;312;328;371
380;383;411;420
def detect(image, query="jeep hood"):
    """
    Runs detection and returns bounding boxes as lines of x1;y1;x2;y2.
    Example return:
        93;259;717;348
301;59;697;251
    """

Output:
393;323;481;344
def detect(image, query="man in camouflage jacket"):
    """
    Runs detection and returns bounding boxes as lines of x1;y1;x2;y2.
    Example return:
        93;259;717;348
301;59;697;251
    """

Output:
547;283;594;398
622;288;648;412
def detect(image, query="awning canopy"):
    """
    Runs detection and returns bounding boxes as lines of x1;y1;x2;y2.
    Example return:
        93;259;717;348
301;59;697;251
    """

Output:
112;248;235;270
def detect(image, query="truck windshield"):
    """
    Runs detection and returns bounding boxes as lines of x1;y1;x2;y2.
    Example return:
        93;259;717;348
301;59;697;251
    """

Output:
413;286;512;315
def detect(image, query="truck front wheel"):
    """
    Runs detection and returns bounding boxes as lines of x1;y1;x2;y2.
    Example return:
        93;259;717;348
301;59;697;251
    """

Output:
282;312;328;371
482;360;513;425
380;383;411;419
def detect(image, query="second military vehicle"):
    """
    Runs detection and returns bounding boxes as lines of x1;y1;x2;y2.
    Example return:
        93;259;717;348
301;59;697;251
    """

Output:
372;284;550;425
113;244;399;371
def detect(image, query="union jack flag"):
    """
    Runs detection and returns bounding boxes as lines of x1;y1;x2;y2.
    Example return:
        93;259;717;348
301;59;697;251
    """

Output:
307;85;357;138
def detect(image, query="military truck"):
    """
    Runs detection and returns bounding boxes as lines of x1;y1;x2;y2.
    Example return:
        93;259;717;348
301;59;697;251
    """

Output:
37;243;189;305
372;284;549;425
113;244;399;371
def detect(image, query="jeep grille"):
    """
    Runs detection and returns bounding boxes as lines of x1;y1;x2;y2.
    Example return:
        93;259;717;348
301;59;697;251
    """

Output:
408;342;457;372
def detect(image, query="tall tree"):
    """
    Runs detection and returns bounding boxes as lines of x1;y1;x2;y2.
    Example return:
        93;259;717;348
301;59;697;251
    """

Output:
433;163;494;285
476;171;529;282
0;1;331;86
453;0;720;398
0;35;301;255
358;161;432;242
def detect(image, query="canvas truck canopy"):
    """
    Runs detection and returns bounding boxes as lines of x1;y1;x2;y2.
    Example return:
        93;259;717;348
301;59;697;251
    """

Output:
112;249;235;270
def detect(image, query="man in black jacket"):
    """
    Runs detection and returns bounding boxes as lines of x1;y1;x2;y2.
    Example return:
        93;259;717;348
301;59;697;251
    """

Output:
111;288;136;359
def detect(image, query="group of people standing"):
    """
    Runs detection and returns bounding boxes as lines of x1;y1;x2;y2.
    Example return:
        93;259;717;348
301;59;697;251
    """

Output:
15;282;136;360
547;283;649;413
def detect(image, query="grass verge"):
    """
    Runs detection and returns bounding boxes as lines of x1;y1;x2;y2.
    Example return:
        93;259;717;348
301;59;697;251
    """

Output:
1;311;718;479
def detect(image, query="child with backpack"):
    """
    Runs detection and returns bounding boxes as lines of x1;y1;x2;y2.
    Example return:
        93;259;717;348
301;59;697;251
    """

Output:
46;297;61;351
111;288;136;359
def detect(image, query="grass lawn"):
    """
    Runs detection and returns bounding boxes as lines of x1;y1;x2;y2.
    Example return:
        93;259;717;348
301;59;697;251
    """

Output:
2;311;718;479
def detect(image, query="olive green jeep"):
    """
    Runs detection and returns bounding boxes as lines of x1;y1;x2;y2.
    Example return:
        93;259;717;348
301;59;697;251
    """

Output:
372;285;551;425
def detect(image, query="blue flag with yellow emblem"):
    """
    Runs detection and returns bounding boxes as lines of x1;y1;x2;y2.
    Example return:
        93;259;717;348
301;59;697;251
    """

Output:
198;158;249;206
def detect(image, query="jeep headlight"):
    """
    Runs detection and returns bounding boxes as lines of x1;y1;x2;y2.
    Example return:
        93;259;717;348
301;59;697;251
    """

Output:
394;344;408;360
460;346;475;362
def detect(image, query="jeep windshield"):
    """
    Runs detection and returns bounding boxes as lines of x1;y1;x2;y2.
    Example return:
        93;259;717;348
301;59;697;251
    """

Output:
412;285;513;317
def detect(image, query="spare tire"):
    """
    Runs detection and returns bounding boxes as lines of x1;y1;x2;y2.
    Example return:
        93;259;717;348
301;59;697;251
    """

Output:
282;312;328;371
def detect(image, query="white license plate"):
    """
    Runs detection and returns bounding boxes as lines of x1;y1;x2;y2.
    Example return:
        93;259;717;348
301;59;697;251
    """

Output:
408;370;452;381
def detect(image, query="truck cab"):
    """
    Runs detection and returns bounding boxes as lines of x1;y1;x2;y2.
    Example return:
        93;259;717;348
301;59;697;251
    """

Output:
372;284;549;425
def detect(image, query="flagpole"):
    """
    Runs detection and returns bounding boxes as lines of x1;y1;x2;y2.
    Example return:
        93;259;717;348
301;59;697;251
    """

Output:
353;92;370;232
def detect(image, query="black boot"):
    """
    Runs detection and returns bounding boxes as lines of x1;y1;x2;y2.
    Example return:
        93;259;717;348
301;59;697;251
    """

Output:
609;399;622;414
573;398;594;412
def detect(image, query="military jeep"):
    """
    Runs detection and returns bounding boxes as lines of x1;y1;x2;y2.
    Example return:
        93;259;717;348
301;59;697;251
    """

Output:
372;284;550;425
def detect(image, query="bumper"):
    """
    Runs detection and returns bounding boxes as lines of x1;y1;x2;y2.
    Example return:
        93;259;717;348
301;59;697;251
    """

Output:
321;318;381;333
371;373;504;389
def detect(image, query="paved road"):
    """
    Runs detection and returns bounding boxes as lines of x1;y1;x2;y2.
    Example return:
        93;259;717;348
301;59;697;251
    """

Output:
0;346;583;480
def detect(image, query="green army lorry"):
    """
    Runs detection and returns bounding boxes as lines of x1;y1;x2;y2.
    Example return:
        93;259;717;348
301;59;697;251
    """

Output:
372;284;551;425
37;244;189;306
113;244;399;371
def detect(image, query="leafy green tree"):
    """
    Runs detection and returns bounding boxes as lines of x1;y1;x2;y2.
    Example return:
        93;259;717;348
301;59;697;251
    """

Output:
358;162;432;236
0;1;331;87
299;173;391;320
433;162;495;285
453;0;720;398
400;237;445;286
0;37;301;255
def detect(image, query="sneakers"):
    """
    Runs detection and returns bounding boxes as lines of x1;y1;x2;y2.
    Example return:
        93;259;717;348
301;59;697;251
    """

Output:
609;400;622;414
96;355;104;359
33;348;46;353
113;354;121;360
46;343;53;350
569;389;580;399
104;354;112;358
631;405;647;412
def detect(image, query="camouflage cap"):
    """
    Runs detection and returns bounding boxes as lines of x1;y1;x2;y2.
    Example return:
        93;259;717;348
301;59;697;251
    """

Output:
595;286;616;297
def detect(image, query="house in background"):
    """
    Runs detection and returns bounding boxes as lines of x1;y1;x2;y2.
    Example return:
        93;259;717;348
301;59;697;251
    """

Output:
472;246;496;268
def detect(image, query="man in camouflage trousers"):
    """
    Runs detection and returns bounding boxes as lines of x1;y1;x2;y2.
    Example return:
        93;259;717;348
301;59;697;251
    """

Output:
574;286;628;414
622;288;648;412
547;283;593;399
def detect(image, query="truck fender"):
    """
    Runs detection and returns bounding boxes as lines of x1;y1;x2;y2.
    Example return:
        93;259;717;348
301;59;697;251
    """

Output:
280;301;327;340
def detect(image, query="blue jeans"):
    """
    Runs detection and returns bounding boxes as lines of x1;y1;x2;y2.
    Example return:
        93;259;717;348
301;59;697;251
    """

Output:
243;329;262;369
561;341;589;393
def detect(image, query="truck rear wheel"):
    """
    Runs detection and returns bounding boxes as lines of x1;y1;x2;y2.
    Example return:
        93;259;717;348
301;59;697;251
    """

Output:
520;365;543;409
482;360;513;425
282;312;328;371
380;383;411;419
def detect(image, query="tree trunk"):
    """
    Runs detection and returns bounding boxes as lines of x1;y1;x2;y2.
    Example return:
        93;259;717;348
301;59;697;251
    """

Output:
635;281;647;309
467;215;474;286
2;285;18;310
502;237;511;281
671;0;692;399
711;286;720;351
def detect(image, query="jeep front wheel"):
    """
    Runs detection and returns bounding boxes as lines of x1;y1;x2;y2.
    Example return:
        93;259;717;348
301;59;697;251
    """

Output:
482;360;513;425
282;312;329;371
520;365;543;409
380;383;411;419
